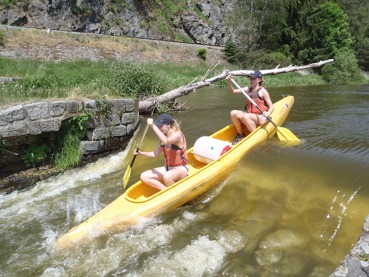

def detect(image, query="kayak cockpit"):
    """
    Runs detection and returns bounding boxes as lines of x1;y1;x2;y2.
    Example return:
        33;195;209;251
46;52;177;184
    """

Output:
125;182;160;202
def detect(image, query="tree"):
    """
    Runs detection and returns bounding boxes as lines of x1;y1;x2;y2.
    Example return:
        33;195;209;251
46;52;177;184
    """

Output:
355;36;369;71
224;37;238;64
298;2;353;64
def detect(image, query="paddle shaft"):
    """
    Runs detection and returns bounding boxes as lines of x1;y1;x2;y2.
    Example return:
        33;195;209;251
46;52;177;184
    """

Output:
129;123;150;167
230;78;278;128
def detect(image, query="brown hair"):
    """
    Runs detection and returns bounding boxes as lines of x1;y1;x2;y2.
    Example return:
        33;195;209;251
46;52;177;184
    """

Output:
167;119;180;136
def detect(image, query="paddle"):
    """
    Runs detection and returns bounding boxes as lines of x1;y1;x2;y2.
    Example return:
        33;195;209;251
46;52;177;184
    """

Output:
230;78;301;142
122;123;150;188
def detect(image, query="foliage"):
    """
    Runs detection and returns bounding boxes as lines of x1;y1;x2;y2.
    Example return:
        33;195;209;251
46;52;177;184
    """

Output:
299;2;353;63
156;102;170;114
54;133;82;171
0;58;215;108
150;0;188;38
174;33;193;43
0;58;111;105
238;49;292;69
257;0;290;51
54;113;91;170
355;36;369;71
20;143;49;168
0;0;16;8
224;38;238;64
0;30;5;46
321;49;364;84
197;48;206;60
265;71;325;87
109;62;169;99
64;113;91;139
335;0;369;38
95;97;111;118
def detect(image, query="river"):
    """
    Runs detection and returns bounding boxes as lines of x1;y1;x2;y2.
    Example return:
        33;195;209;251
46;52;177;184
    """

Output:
1;84;369;276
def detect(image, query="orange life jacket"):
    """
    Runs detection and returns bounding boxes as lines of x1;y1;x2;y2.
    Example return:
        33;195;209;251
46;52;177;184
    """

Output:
246;87;269;114
162;131;188;168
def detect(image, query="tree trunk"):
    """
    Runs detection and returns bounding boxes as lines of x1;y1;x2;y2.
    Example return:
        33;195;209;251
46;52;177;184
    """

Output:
139;59;334;113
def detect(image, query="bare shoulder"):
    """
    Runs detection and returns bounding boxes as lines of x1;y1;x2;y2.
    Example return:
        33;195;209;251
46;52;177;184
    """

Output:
259;87;270;97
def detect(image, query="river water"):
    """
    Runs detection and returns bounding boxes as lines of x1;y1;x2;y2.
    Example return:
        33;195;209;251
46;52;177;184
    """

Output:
1;84;369;276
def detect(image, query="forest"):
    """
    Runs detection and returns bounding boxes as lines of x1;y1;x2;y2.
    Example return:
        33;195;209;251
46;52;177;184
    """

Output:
147;0;368;82
220;0;368;80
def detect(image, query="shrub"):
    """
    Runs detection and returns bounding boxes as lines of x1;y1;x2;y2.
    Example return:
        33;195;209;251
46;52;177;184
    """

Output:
224;38;237;64
21;144;49;168
0;30;5;46
109;62;168;99
322;49;364;84
239;50;291;69
198;48;207;60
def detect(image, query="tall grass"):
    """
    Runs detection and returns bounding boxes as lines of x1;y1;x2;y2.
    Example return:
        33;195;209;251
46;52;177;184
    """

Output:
54;133;82;170
0;57;329;109
0;58;212;107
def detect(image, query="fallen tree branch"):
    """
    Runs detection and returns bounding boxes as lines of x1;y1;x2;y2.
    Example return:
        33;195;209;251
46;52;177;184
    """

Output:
139;59;334;113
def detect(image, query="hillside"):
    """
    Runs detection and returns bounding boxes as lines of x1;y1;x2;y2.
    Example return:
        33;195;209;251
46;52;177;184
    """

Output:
0;25;226;65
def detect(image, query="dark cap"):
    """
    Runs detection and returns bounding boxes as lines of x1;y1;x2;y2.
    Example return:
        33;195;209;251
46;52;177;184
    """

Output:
154;114;174;127
249;70;262;79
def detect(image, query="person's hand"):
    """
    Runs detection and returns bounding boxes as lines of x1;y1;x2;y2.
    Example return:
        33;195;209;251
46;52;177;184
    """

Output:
226;74;232;81
134;149;140;155
147;118;153;125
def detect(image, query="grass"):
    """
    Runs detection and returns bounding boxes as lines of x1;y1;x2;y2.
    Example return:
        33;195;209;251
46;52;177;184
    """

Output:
0;56;330;109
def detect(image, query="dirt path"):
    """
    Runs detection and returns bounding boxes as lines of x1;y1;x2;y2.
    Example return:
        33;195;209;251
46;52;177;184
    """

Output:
0;25;226;65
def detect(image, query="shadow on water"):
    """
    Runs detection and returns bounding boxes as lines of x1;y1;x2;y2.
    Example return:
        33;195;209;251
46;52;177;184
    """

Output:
0;84;368;276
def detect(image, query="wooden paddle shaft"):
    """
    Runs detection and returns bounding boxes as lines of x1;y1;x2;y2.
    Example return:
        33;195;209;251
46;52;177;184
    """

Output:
129;123;150;167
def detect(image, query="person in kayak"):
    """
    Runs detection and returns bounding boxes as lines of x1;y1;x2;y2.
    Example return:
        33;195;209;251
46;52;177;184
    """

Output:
226;70;274;144
134;114;188;190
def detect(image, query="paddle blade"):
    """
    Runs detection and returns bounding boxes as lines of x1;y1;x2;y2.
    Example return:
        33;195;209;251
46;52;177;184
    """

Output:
276;127;301;143
122;166;132;189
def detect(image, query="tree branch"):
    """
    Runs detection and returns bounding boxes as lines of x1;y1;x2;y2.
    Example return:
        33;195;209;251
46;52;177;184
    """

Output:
139;59;334;113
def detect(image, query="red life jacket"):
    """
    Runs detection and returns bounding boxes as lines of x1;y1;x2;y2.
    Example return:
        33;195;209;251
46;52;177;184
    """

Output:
162;131;188;167
246;87;269;114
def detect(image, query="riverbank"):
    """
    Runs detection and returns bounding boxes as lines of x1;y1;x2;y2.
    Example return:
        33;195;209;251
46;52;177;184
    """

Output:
330;215;369;277
1;25;369;275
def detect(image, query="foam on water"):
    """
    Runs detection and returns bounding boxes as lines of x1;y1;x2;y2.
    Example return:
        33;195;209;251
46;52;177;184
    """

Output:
0;134;135;217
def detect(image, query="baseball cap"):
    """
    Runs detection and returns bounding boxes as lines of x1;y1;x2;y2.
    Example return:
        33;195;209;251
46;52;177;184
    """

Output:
249;70;262;79
154;114;174;127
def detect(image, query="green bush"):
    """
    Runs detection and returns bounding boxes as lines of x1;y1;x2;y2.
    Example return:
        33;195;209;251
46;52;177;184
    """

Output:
109;62;168;99
239;50;291;69
322;49;364;84
224;38;237;64
198;48;206;60
20;144;49;168
1;0;16;8
0;30;5;46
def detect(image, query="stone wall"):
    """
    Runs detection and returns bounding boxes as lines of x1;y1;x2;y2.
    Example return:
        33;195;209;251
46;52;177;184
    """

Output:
0;98;139;183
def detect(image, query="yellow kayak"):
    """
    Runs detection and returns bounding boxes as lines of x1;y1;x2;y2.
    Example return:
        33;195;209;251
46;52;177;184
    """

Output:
55;95;295;249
